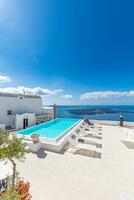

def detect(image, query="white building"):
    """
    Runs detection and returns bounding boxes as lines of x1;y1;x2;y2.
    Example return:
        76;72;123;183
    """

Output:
0;93;54;130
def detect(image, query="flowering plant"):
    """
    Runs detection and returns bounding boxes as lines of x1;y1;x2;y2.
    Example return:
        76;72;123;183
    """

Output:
0;180;31;200
15;180;32;200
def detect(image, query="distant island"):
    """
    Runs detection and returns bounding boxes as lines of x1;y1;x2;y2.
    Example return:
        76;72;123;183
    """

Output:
67;108;134;115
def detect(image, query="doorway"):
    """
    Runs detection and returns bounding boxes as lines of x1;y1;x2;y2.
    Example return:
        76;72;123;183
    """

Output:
23;118;28;129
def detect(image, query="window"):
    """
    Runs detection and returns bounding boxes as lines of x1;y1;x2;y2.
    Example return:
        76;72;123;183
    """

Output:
7;110;12;115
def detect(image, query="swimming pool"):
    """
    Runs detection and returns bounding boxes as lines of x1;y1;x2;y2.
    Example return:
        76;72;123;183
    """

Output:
17;118;80;140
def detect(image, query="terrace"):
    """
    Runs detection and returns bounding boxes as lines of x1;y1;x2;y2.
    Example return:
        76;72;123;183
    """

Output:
16;124;134;200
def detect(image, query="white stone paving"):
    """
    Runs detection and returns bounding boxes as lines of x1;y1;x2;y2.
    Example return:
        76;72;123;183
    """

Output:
17;125;134;200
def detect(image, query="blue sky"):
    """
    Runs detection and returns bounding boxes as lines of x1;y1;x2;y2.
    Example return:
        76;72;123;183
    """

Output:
0;0;134;105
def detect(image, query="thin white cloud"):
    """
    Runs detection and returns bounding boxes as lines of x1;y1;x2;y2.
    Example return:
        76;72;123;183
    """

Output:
61;94;73;99
0;86;63;96
80;91;134;99
0;75;11;83
127;91;134;97
52;89;63;95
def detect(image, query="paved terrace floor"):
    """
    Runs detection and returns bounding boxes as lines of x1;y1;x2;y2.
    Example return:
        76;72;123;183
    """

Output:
17;125;134;200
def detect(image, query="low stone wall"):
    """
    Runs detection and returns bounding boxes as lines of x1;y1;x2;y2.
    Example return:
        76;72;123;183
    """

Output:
90;120;134;127
0;124;5;129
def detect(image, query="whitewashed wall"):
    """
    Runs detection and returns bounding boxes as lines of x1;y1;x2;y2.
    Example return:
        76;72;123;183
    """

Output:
0;95;42;127
9;115;16;129
16;113;36;130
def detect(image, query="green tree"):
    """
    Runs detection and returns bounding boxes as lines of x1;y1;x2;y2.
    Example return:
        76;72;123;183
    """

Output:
0;129;8;145
0;129;27;186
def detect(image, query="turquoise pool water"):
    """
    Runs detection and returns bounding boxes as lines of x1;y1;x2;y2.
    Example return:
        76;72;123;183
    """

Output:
18;118;80;139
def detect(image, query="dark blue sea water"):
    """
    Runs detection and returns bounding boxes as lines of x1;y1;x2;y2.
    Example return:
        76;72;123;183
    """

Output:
57;105;134;122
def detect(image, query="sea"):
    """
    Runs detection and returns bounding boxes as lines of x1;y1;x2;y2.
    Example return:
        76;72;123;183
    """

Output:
56;105;134;122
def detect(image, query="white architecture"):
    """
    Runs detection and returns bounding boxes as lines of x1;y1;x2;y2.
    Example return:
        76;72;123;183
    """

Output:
0;93;54;129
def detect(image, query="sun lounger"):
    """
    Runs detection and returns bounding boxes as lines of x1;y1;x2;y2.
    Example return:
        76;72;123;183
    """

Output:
84;127;102;135
79;130;102;139
78;136;102;145
67;137;101;157
85;130;102;136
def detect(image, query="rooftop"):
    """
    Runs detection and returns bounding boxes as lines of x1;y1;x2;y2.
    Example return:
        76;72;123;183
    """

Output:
17;125;134;200
0;92;41;99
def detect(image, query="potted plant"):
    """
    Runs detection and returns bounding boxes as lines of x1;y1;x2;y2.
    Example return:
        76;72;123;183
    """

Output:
31;134;40;143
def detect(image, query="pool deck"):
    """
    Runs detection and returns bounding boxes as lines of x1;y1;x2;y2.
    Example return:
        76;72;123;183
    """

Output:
17;125;134;200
